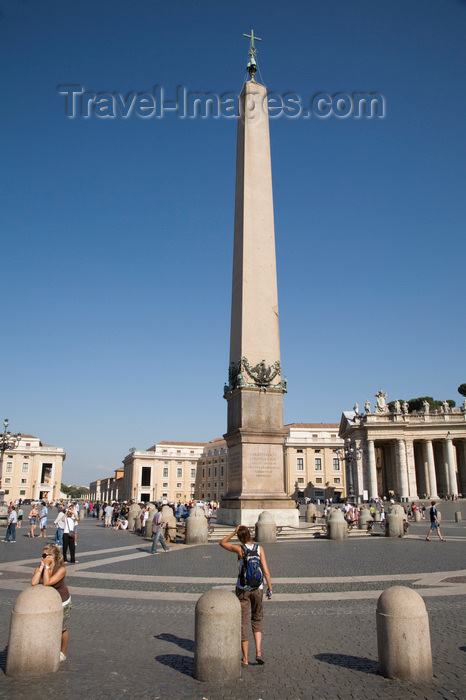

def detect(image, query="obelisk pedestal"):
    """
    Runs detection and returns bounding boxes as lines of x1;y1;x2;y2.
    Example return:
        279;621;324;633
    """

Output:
217;68;298;528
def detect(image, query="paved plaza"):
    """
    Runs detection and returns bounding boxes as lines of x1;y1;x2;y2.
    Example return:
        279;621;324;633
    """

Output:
0;504;465;699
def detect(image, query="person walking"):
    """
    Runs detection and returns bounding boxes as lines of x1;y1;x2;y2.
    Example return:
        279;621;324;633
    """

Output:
426;501;446;541
3;505;17;542
150;506;171;553
31;544;71;662
39;501;48;538
54;508;66;547
28;503;38;537
220;525;272;666
62;508;78;563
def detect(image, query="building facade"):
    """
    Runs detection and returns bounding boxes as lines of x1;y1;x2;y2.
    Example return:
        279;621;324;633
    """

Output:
339;392;466;501
195;438;228;502
0;433;65;503
121;441;207;503
284;424;346;501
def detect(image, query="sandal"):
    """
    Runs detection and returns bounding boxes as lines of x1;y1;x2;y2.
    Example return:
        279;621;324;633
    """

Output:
425;537;431;541
241;660;248;666
256;654;265;665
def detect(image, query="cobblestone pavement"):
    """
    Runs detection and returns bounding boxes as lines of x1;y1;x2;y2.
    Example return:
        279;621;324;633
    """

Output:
0;502;465;699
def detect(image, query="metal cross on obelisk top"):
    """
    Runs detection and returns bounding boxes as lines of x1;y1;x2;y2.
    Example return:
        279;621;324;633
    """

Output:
243;29;262;80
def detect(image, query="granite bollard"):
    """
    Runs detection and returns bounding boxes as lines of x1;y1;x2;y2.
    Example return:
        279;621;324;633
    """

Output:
186;505;208;544
358;508;373;531
305;503;317;523
414;509;421;522
455;511;462;523
144;504;156;538
6;586;63;678
327;508;348;540
194;588;241;681
255;511;277;542
161;505;177;543
376;586;433;681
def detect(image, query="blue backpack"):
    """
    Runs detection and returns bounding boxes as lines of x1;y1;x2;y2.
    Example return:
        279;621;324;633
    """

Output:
239;544;263;590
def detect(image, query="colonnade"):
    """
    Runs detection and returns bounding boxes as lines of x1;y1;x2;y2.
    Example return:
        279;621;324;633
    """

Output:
348;436;465;502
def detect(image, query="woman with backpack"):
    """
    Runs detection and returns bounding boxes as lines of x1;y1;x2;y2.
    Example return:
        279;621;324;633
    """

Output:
220;525;272;666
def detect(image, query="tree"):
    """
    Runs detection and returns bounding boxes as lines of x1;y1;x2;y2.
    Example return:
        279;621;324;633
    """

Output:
458;384;466;398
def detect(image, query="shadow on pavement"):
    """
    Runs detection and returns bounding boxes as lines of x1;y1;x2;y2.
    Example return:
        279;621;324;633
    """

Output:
0;646;7;673
460;646;466;653
315;653;378;674
155;653;194;677
155;632;194;653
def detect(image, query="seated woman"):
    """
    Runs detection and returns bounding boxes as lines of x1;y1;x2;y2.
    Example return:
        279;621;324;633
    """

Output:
31;544;71;662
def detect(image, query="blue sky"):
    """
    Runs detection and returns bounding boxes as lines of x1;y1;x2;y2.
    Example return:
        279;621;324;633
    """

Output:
1;0;465;485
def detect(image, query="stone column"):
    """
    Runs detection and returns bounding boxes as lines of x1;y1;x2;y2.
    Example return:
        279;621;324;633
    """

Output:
405;439;418;500
366;440;378;500
423;440;438;499
445;438;458;497
396;439;409;501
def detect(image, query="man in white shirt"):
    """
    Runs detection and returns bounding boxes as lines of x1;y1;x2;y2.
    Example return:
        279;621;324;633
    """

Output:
3;506;18;542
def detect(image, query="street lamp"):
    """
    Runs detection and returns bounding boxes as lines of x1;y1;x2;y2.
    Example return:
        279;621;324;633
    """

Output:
334;439;361;500
0;418;22;505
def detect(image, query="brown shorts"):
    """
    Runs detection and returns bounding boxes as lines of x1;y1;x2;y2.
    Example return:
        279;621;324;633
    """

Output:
236;587;263;641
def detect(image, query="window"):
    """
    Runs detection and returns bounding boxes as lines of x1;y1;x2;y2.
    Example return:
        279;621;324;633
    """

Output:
221;466;224;476
315;458;322;471
312;434;318;438
315;449;321;453
176;468;182;478
191;469;196;479
296;458;304;471
333;458;340;471
162;492;168;498
221;482;224;487
334;477;341;484
22;463;29;473
297;477;305;484
208;468;211;477
163;482;168;488
4;478;11;484
177;450;181;454
21;478;27;484
214;467;217;477
5;462;12;473
190;483;195;489
315;477;323;484
164;461;168;465
176;482;182;488
163;468;169;478
297;449;303;453
202;468;205;478
141;467;151;487
20;490;26;495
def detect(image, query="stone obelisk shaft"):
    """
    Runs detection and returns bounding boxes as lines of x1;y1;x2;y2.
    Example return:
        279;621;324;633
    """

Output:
219;81;298;527
229;81;280;368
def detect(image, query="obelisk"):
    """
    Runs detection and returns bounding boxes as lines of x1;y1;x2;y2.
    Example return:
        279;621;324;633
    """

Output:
217;32;299;527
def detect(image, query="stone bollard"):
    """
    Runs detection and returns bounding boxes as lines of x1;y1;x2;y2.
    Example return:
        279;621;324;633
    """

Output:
358;508;373;531
376;586;433;681
327;509;348;540
6;586;63;678
436;510;442;524
374;510;381;522
194;588;241;681
144;504;156;538
186;506;208;545
161;505;177;543
305;503;317;523
127;504;139;532
414;510;421;522
79;507;85;521
385;512;404;537
385;503;405;538
455;511;462;523
255;511;277;542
